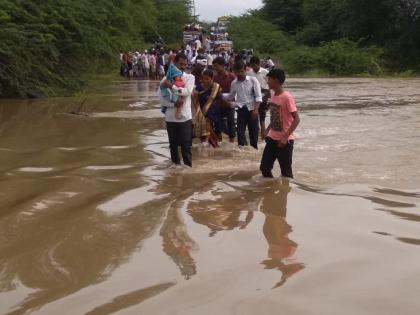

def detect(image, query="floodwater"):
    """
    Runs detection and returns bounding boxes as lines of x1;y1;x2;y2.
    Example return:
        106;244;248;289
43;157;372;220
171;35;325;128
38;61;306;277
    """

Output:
0;77;419;315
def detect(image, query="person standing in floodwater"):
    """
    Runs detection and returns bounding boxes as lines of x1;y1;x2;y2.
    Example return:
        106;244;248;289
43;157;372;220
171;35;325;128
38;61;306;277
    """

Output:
247;56;270;140
223;60;262;149
260;69;300;178
213;56;236;143
159;53;195;167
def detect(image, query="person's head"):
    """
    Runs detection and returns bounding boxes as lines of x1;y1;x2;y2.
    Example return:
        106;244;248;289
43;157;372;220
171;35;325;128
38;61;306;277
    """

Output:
267;68;286;89
249;56;261;72
174;53;188;72
196;58;207;70
233;60;247;81
212;57;226;74
201;69;214;87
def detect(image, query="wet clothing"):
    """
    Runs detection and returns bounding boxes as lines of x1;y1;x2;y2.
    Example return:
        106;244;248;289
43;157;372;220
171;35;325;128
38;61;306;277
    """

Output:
166;120;192;167
260;138;294;178
159;72;195;167
194;82;222;147
261;90;298;178
237;106;259;149
223;76;262;149
196;84;221;128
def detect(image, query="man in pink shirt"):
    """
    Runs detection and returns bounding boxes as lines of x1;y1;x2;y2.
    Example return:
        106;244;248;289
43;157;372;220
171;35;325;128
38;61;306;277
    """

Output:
260;69;300;178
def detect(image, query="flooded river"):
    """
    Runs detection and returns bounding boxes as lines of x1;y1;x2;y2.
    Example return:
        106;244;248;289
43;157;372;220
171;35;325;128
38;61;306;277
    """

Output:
0;78;419;315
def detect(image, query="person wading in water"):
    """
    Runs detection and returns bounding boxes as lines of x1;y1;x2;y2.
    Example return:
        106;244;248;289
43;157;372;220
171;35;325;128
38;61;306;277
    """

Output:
193;69;222;148
159;53;195;167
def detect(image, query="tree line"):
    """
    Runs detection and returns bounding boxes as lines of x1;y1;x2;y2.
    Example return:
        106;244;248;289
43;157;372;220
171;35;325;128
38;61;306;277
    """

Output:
228;0;420;75
0;0;192;98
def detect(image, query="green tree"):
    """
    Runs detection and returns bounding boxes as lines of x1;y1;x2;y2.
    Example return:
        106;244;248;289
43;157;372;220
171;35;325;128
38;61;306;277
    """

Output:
262;0;304;32
228;12;294;55
0;0;191;98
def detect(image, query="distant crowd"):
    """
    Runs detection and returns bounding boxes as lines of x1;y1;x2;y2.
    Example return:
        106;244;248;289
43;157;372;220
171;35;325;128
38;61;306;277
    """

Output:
118;47;275;80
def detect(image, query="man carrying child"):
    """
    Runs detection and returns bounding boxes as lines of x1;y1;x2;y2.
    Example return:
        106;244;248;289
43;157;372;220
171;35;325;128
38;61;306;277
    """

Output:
159;53;195;167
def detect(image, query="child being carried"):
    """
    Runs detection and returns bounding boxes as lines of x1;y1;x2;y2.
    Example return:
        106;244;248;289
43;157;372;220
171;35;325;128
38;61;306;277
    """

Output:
160;63;185;119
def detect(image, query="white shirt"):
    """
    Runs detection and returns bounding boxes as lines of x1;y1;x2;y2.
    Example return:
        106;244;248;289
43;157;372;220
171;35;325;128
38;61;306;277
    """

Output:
247;67;269;90
158;72;195;122
195;39;202;49
206;54;213;66
223;76;262;111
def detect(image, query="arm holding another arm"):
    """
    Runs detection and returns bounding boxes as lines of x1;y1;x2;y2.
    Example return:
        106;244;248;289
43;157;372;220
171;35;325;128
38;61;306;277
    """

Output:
222;81;237;103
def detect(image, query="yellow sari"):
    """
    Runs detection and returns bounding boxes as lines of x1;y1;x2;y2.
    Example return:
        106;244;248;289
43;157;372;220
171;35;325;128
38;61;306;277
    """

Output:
193;82;221;143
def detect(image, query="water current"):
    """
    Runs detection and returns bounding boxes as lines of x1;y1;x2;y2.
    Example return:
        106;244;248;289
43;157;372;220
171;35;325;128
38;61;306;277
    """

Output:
0;78;419;315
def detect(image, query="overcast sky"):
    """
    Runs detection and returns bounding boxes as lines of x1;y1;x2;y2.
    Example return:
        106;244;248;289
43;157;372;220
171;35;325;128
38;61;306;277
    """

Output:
195;0;263;22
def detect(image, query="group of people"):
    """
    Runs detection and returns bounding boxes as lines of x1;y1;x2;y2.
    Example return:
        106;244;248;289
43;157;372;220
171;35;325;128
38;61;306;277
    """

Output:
119;47;233;79
119;49;166;79
159;51;300;179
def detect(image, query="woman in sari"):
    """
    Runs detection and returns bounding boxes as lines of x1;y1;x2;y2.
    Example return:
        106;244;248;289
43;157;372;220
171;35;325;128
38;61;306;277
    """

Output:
193;69;223;148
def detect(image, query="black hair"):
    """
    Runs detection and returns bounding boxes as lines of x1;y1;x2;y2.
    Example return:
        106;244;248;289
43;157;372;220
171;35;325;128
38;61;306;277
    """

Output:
175;53;188;62
202;69;214;78
212;57;226;66
233;60;246;71
267;68;286;84
249;56;260;65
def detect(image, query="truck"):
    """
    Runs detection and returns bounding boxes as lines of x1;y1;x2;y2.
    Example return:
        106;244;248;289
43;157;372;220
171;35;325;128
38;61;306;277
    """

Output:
182;24;202;46
211;17;233;52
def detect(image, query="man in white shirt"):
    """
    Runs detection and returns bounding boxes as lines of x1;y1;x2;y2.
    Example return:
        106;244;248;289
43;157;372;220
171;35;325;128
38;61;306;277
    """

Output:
223;60;262;149
247;56;270;139
266;57;275;70
194;38;202;50
159;53;195;167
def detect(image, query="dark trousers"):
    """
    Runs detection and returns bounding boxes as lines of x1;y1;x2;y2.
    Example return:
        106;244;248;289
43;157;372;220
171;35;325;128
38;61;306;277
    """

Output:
260;137;294;178
220;106;235;139
237;106;259;149
166;120;192;167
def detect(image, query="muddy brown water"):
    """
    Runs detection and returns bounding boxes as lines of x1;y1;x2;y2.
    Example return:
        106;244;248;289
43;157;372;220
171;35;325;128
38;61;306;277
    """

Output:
0;78;419;315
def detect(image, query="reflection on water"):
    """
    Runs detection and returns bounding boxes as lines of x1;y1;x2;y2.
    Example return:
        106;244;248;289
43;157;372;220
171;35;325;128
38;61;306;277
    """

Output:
260;179;305;289
1;78;420;315
187;182;255;237
160;204;199;280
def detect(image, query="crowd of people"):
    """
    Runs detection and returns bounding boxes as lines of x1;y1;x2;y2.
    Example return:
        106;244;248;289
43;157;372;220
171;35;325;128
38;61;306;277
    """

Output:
119;47;275;81
156;48;300;179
